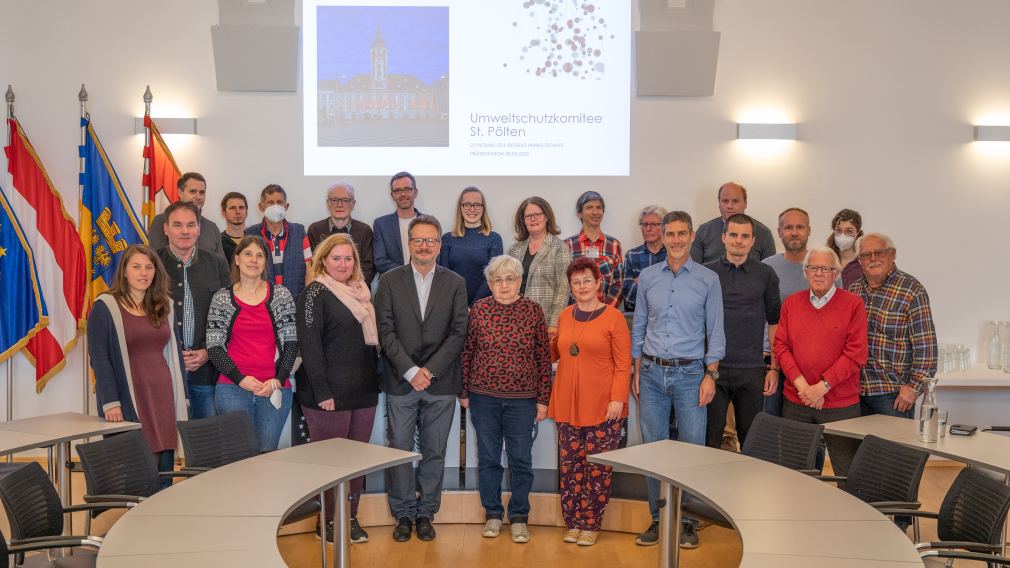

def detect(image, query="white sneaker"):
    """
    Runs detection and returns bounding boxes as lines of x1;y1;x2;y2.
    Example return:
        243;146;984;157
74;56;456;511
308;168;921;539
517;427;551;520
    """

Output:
510;522;530;543
482;519;502;538
563;528;580;543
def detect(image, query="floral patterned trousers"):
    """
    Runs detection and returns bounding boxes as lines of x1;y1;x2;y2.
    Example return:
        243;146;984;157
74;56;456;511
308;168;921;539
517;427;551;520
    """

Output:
557;419;623;530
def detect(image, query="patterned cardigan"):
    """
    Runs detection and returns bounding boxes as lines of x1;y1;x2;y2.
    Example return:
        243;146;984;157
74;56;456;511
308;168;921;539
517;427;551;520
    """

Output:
206;283;299;383
508;233;572;328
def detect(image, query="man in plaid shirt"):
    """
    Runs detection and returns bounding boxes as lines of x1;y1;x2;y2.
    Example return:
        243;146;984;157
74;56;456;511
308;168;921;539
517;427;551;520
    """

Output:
565;191;624;307
848;232;938;418
622;205;668;313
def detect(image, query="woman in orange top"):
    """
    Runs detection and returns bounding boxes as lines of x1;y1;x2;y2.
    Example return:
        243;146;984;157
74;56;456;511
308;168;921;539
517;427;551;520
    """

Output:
549;257;632;546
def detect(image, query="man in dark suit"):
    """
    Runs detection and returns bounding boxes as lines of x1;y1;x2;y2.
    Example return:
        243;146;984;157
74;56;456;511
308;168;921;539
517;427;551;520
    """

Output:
372;171;423;276
375;214;468;543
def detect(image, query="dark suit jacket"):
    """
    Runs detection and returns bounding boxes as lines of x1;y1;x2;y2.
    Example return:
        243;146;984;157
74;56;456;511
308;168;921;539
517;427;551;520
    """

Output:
372;209;421;276
374;264;468;397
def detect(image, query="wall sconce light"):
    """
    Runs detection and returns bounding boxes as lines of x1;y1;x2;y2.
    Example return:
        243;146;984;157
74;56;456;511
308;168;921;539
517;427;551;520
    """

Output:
973;125;1010;142
736;123;797;140
133;117;198;135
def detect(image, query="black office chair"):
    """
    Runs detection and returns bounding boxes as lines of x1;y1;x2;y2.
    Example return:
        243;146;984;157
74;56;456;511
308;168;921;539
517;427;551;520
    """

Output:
684;413;825;528
0;462;131;567
175;412;320;525
876;466;1010;567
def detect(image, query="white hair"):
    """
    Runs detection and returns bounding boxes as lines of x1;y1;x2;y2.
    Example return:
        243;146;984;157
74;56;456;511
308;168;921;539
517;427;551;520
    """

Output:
327;181;356;199
854;232;895;255
803;247;841;269
638;205;668;224
484;255;523;281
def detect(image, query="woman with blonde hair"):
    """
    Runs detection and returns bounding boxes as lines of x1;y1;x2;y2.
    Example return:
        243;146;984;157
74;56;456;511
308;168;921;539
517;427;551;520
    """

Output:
296;233;379;544
438;186;503;305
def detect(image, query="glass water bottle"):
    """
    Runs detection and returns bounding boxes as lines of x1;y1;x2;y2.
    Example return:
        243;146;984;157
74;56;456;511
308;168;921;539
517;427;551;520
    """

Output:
917;377;939;443
989;321;1003;370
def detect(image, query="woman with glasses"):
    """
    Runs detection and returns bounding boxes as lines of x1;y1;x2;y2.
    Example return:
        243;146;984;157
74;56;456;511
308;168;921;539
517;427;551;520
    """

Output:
508;196;572;339
438;186;503;305
548;257;631;546
826;208;863;289
460;255;552;544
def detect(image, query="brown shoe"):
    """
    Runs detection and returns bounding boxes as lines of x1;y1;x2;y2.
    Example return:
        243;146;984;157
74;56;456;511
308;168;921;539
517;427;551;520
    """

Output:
576;530;599;546
563;528;580;543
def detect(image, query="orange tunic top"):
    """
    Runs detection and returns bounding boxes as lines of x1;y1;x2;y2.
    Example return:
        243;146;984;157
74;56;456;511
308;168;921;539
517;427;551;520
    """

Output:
548;305;632;427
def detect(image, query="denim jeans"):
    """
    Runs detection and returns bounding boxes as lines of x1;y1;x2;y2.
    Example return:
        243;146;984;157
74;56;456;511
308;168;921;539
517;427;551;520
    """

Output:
468;393;537;521
155;450;175;490
638;358;707;520
762;374;787;416
187;383;217;420
214;382;293;451
860;392;915;419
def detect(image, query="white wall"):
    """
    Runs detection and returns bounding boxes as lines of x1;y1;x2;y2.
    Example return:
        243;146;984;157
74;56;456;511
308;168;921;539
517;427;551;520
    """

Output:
2;0;1009;417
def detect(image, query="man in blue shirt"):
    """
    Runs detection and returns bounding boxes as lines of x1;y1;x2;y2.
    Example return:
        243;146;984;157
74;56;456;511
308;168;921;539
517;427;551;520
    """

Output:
621;205;668;313
631;211;725;550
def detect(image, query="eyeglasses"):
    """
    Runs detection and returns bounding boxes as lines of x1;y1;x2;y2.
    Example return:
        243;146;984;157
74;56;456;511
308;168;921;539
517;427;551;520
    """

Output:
409;237;439;247
490;276;518;287
640;222;662;229
804;265;837;274
327;197;354;205
461;202;484;211
523;212;545;221
858;249;893;261
391;187;415;195
570;278;598;288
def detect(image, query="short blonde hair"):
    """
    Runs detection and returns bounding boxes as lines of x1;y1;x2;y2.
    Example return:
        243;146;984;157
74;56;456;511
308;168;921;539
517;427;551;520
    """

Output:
310;233;364;282
483;255;523;281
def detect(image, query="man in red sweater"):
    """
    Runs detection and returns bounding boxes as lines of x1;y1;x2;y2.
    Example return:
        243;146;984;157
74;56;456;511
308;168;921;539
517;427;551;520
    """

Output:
773;247;868;473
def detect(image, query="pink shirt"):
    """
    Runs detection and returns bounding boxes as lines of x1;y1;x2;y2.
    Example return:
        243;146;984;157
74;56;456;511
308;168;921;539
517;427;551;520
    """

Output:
218;295;290;387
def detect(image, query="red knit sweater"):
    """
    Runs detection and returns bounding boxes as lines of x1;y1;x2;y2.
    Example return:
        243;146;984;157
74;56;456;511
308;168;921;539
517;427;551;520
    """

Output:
773;289;868;409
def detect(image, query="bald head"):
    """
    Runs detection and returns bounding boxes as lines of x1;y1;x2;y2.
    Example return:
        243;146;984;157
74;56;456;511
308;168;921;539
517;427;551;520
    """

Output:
718;182;748;220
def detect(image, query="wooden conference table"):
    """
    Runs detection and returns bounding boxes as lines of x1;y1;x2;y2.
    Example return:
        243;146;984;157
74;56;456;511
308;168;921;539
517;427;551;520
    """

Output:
590;440;923;568
0;412;141;532
97;438;419;568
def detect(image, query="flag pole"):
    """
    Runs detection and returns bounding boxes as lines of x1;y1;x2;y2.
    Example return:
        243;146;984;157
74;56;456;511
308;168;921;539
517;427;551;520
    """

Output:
6;85;15;431
142;86;152;231
79;84;91;417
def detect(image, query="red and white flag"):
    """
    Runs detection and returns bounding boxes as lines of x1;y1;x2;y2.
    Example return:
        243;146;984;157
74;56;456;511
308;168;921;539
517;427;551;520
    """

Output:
5;118;87;391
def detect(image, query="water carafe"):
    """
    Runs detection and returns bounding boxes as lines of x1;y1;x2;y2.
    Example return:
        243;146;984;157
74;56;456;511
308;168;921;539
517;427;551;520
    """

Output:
989;321;1003;370
918;377;939;443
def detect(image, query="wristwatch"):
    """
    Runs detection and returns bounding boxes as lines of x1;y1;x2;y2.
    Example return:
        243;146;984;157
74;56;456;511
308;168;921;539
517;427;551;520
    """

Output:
821;379;831;391
705;369;720;381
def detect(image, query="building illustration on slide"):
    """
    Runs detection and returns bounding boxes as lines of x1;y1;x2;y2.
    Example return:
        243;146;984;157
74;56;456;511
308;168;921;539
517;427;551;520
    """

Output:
317;22;449;147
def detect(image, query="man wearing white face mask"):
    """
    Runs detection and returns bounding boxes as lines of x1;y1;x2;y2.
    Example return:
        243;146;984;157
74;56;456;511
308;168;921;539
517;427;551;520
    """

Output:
246;184;313;300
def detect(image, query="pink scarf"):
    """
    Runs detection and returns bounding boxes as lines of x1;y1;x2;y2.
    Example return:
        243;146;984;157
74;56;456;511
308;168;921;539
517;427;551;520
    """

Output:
314;274;378;346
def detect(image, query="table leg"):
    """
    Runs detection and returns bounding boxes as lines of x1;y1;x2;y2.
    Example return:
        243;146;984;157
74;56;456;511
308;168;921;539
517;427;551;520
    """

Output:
657;481;682;568
1003;473;1009;557
319;490;327;568
334;481;350;568
58;441;71;534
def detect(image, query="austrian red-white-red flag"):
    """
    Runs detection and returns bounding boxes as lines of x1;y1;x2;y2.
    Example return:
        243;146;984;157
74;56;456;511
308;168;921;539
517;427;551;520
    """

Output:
4;117;87;391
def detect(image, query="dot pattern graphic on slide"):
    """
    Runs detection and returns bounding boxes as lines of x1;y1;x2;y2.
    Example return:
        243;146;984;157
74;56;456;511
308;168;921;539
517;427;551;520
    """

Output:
506;0;611;79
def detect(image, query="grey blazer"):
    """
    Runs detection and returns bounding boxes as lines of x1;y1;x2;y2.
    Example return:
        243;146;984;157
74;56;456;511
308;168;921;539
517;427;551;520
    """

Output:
508;233;572;327
374;264;469;397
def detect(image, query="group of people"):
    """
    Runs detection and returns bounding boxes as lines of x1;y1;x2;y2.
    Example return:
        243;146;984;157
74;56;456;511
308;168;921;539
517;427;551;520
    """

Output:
85;171;937;550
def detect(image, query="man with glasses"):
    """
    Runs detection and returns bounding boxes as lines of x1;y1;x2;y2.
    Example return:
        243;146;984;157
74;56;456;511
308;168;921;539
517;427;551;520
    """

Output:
621;205;668;313
631;211;725;549
375;215;468;543
308;181;376;285
690;181;776;264
772;247;867;473
848;233;937;418
373;171;424;277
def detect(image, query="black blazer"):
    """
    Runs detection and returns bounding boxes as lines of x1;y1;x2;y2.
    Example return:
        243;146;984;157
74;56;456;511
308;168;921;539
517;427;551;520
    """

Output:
374;264;468;397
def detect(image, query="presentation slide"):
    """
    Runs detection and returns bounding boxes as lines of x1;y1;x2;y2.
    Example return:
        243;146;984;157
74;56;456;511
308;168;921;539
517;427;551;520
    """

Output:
303;0;630;176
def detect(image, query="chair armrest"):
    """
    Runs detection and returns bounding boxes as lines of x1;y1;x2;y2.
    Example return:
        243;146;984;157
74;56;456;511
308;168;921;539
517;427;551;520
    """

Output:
796;469;821;476
64;502;138;514
9;535;104;552
868;501;921;510
982;426;1010;432
814;475;846;483
83;494;145;504
916;540;1003;552
159;470;199;479
877;508;937;519
921;550;1010;565
178;466;212;475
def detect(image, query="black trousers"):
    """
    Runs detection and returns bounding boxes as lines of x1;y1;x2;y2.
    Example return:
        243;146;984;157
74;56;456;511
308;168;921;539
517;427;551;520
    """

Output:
705;367;765;449
782;399;861;475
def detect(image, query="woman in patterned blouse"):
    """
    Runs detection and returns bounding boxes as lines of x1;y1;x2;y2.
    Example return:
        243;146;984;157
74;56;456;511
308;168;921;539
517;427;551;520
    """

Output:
460;255;552;544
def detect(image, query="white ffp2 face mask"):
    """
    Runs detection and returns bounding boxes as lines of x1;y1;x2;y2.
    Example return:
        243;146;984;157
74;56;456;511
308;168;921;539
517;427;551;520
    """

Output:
264;204;286;223
834;233;855;251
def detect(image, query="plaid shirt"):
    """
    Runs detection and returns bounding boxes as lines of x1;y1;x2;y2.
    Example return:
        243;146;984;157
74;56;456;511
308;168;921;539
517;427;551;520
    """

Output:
565;231;624;307
621;242;666;312
848;267;938;395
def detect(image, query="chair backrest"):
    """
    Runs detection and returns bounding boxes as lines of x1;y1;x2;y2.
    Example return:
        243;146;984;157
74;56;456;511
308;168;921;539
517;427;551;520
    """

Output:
0;526;9;568
842;435;930;504
177;412;260;469
0;462;64;539
77;429;162;504
938;467;1010;547
742;412;824;471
